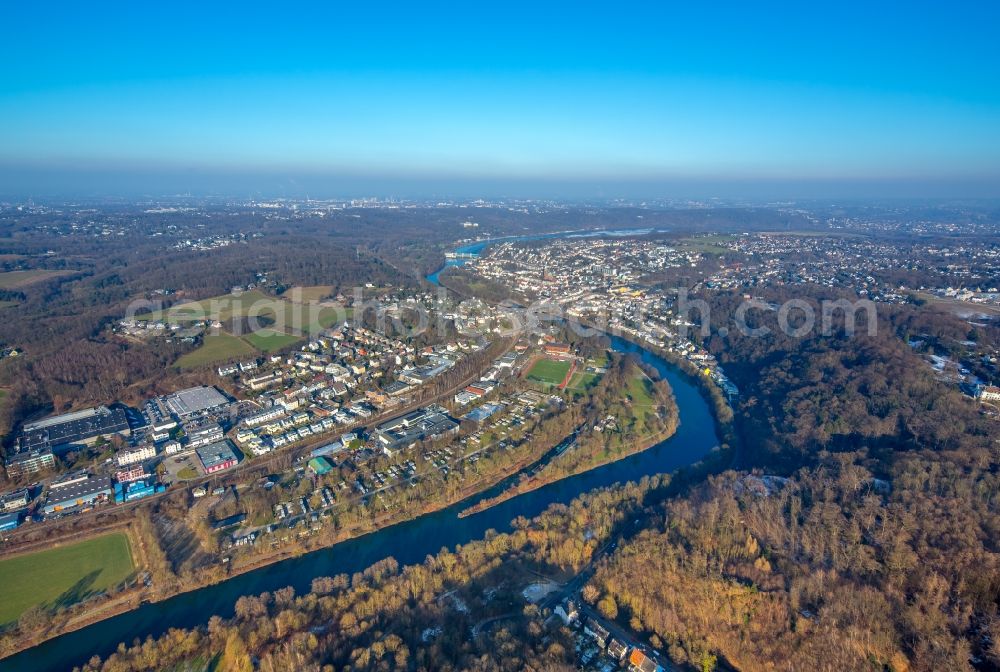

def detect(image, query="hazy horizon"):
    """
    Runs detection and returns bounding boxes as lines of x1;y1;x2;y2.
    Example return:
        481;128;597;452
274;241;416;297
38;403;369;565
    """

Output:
3;163;1000;202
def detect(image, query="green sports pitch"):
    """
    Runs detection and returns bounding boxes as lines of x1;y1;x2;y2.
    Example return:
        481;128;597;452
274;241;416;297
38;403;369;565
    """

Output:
0;532;135;624
526;358;572;385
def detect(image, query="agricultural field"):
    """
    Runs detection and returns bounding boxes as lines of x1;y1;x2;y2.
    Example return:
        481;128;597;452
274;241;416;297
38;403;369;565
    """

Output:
0;532;134;625
176;332;256;370
526;358;573;386
139;289;351;334
137;289;274;323
257;301;350;334
281;285;334;303
0;269;76;289
242;329;303;353
314;305;352;329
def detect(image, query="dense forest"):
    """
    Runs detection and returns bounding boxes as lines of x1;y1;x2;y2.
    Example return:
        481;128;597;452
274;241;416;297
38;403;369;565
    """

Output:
699;288;997;471
588;453;999;671
576;288;1000;670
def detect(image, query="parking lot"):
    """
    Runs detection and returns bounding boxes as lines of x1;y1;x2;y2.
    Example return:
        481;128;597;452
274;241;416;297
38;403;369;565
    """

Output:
161;451;202;482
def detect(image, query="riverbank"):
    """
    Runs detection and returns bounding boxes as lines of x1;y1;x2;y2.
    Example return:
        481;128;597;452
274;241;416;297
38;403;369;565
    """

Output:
0;448;540;658
458;423;676;518
460;358;681;518
574;319;740;467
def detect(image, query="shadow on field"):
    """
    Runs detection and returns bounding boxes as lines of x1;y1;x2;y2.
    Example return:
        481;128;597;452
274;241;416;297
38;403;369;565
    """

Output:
47;569;103;611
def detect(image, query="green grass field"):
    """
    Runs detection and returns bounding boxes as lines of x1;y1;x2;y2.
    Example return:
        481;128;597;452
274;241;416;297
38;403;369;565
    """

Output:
590;353;612;368
0;269;75;289
567;372;599;390
626;374;656;409
526;358;572;385
0;532;134;624
243;329;303;353
176;332;257;370
315;305;352;328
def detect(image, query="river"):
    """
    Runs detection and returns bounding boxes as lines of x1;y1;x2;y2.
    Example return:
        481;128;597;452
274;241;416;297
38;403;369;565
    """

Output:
3;235;717;671
3;335;719;672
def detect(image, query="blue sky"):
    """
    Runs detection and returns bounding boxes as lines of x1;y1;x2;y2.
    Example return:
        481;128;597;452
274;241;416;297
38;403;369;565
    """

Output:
1;1;998;197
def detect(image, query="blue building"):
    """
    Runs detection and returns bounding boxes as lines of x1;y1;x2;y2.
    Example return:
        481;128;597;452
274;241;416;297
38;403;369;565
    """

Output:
114;479;164;503
0;511;21;532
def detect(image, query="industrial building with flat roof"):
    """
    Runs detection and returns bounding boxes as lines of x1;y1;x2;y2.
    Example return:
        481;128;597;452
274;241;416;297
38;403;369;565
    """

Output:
19;405;130;452
162;386;229;417
196;440;240;474
43;474;113;515
310;441;347;459
464;403;504;423
375;405;458;453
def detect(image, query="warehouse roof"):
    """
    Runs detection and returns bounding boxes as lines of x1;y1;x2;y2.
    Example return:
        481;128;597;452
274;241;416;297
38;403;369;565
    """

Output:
20;406;129;450
195;440;239;469
375;406;458;450
163;386;228;417
46;475;113;506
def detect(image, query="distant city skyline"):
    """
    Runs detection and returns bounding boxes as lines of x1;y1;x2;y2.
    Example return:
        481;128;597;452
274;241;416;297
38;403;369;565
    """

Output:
2;2;999;198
